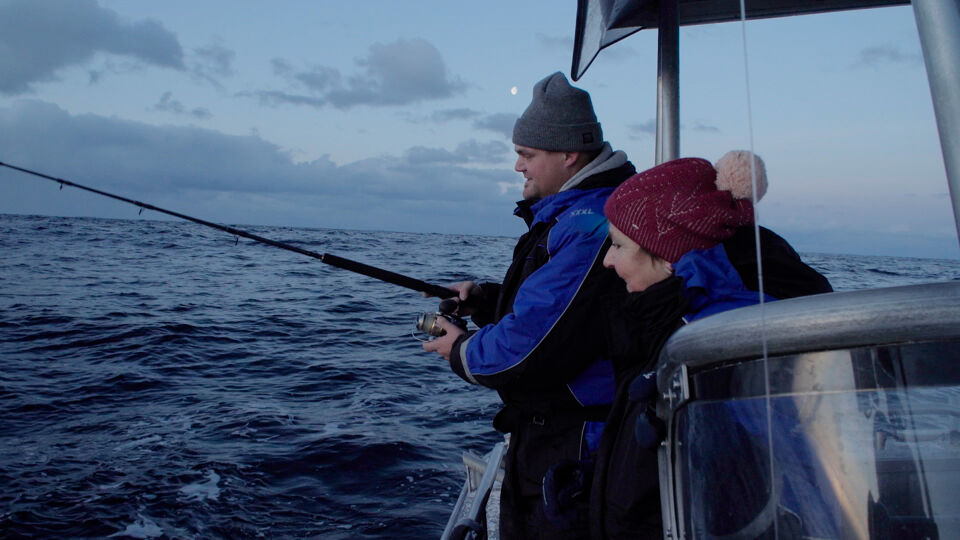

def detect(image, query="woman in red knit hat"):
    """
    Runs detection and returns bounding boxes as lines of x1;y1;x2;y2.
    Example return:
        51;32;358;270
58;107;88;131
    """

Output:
551;151;833;539
603;150;763;296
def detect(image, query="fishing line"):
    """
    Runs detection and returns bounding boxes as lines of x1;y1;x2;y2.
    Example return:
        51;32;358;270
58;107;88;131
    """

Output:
737;3;777;538
0;160;457;299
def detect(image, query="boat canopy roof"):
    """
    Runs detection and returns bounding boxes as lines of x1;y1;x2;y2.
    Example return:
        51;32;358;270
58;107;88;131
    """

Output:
572;0;910;79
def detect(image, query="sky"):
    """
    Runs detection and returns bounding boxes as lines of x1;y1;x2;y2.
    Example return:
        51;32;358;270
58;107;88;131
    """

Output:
1;0;957;259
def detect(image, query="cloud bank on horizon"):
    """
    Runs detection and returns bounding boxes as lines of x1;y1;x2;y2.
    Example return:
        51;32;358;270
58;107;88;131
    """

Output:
0;0;956;259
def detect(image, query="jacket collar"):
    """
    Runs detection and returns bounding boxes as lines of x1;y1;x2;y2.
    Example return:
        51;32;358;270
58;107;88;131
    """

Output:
513;157;636;228
558;142;628;192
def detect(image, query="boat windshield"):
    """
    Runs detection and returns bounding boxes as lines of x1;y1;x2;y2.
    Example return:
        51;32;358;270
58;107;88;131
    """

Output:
674;340;960;539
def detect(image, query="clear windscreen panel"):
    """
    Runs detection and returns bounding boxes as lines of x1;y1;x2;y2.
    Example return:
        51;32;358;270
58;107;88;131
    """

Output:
674;341;960;539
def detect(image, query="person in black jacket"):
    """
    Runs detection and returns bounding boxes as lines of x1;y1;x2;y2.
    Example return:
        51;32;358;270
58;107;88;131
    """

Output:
422;72;636;539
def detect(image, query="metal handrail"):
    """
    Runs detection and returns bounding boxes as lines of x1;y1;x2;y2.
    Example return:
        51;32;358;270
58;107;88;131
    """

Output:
441;437;508;540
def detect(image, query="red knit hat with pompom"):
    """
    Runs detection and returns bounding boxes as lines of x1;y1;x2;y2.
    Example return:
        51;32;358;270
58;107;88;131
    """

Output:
603;150;766;263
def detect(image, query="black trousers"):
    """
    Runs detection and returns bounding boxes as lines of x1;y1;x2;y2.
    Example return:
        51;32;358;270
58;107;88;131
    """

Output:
497;412;590;540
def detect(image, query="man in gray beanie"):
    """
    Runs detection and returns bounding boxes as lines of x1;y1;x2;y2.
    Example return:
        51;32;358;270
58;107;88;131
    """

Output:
512;71;604;154
424;71;636;539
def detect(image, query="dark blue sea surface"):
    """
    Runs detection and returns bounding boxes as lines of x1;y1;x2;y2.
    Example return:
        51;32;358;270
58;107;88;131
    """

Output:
1;214;958;539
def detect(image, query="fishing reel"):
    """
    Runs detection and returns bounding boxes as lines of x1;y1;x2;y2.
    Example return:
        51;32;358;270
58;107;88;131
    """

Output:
417;312;468;337
416;298;468;337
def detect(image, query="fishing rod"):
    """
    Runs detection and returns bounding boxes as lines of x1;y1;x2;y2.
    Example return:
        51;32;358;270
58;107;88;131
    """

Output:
0;160;458;299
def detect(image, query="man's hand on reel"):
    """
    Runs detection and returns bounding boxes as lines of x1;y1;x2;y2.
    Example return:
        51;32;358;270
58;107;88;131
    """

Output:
421;316;465;362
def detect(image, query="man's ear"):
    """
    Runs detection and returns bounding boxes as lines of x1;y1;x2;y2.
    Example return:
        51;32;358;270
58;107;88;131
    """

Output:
562;151;581;168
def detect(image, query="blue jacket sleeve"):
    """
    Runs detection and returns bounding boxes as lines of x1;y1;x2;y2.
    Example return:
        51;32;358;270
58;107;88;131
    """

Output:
450;208;611;388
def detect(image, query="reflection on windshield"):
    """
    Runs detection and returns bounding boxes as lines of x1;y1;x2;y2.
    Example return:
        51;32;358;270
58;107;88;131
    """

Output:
676;374;960;538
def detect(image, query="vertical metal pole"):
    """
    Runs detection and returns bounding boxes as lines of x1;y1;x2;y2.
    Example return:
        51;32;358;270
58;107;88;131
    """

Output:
656;0;680;164
912;0;960;245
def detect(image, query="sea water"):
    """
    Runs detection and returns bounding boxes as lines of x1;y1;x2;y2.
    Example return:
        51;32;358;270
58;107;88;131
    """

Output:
1;214;957;538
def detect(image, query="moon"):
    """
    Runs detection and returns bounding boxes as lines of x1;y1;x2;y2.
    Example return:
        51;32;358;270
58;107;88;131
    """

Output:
510;86;518;95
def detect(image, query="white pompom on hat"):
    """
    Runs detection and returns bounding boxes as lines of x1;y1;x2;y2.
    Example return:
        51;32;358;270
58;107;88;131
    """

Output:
715;150;767;202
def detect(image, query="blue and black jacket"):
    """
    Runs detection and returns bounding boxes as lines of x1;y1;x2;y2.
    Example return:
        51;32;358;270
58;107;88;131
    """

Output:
449;161;636;450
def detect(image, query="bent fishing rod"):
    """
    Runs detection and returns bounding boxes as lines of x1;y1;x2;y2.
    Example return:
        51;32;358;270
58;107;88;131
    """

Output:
0;160;457;299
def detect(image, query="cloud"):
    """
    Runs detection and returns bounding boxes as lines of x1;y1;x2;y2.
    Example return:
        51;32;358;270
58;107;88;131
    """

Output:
432;108;482;123
536;33;573;50
247;90;327;108
473;113;517;139
293;65;342;93
692;121;721;133
332;39;466;106
852;44;922;68
398;108;489;128
0;100;320;194
271;58;294;77
152;92;213;120
627;119;720;138
404;140;510;165
454;140;511;163
258;39;466;109
405;146;459;165
191;42;236;88
627;119;656;138
0;100;521;235
0;0;184;95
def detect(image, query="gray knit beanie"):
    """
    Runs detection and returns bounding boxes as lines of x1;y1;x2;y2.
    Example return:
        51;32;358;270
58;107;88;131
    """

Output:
512;72;603;152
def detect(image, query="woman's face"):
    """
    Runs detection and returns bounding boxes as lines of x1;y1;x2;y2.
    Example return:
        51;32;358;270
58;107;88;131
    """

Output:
603;225;672;292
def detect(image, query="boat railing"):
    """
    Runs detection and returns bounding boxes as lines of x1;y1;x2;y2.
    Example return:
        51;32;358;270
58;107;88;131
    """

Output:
656;281;960;539
441;435;509;540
